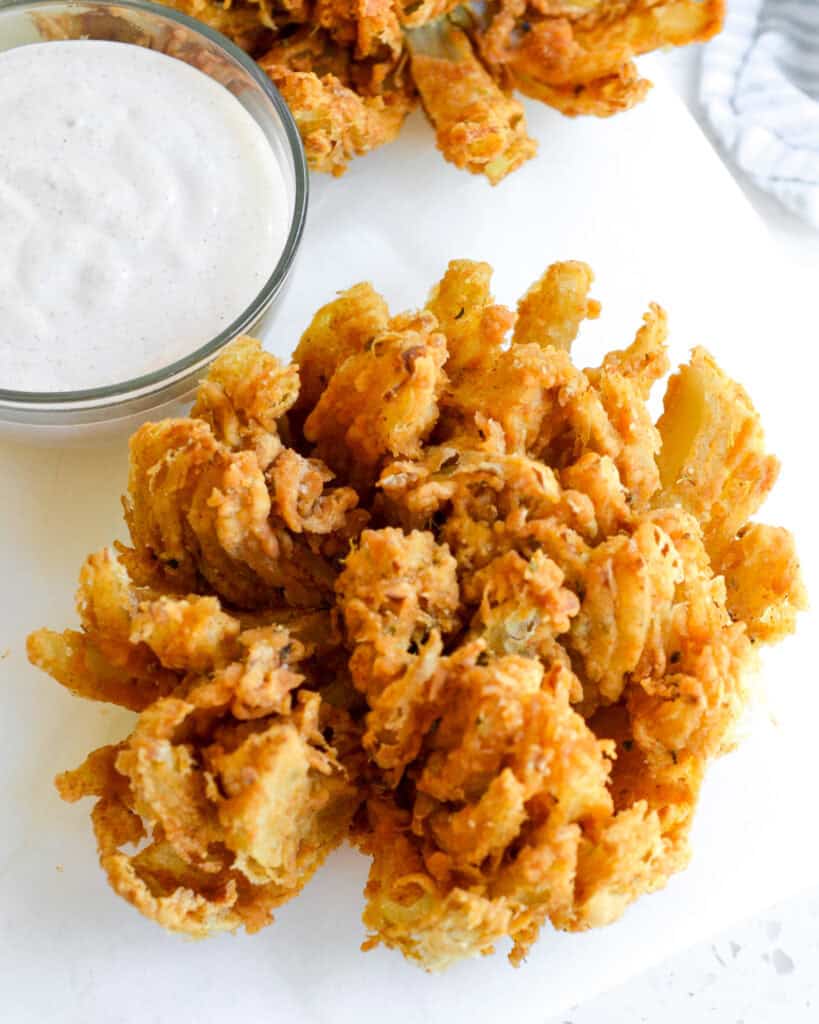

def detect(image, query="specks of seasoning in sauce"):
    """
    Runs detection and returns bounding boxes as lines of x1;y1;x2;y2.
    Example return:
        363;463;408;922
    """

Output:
0;40;289;392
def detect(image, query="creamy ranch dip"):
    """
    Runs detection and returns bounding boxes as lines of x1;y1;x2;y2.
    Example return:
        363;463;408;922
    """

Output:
0;40;289;392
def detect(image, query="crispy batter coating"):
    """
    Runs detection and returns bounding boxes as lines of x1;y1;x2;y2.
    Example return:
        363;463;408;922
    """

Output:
480;0;724;92
39;0;725;179
595;302;669;399
165;0;278;50
256;26;354;79
513;60;651;117
121;351;366;607
314;0;405;60
353;647;618;967
567;516;683;706
304;311;448;487
123;421;337;607
56;684;359;936
513;260;601;351
31;262;802;971
655;347;780;559
408;25;537;184
292;282;391;421
191;336;299;469
441;340;622;468
260;63;413;176
27;628;177;712
336;528;460;775
717;523;809;644
425;259;515;375
45;546;361;934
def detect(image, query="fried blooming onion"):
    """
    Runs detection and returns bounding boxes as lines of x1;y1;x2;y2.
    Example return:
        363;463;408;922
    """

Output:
29;260;805;970
38;1;724;182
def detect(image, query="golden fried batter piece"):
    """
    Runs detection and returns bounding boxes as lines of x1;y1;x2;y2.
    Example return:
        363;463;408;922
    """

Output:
337;528;691;967
513;60;651;117
425;259;515;375
46;555;361;936
408;25;537;184
356;646;621;968
359;796;516;968
336;528;459;774
432;264;660;481
400;0;462;26
655;347;780;559
260;63;413;176
594;302;669;399
28;549;182;711
122;345;366;607
378;422;616;595
123;420;337;607
627;580;753;766
304;312;448;487
31;259;803;972
26;628;177;712
270;449;362;534
192;336;299;469
513;260;601;351
57;687;359;937
256;26;354;80
314;0;404;61
157;0;276;53
567;516;683;706
558;0;725;85
292;282;391;421
481;0;724;101
592;700;703;879
337;528;460;695
466;549;579;661
717;524;808;644
561;452;631;537
442;340;621;467
588;353;664;508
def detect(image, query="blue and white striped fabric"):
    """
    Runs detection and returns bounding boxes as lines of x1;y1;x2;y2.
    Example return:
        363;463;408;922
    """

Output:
700;0;819;228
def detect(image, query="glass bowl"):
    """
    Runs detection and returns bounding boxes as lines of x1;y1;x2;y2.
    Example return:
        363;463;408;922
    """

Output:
0;0;308;443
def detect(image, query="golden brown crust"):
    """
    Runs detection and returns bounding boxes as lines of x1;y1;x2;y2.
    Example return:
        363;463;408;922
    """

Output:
655;347;781;560
425;259;513;375
513;260;601;351
717;523;809;643
29;260;802;970
121;390;365;608
292;282;391;421
38;0;725;177
50;579;362;937
408;26;537;184
304;311;449;487
260;64;414;176
480;0;724;91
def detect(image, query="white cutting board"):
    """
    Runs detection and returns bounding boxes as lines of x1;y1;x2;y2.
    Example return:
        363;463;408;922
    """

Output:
1;69;817;1023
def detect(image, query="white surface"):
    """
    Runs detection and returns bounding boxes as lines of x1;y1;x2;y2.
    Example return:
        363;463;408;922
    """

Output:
0;40;287;391
1;75;817;1023
554;886;819;1023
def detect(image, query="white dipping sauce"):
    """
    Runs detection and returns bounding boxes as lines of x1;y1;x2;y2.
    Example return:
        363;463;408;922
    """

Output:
0;40;289;392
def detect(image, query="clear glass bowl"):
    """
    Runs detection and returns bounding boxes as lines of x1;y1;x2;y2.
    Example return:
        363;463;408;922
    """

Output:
0;0;308;442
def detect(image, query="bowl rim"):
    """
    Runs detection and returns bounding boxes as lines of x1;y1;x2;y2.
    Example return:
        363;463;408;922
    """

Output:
0;0;308;410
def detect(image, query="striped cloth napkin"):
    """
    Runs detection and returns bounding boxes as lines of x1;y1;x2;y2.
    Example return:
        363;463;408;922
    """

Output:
700;0;819;228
